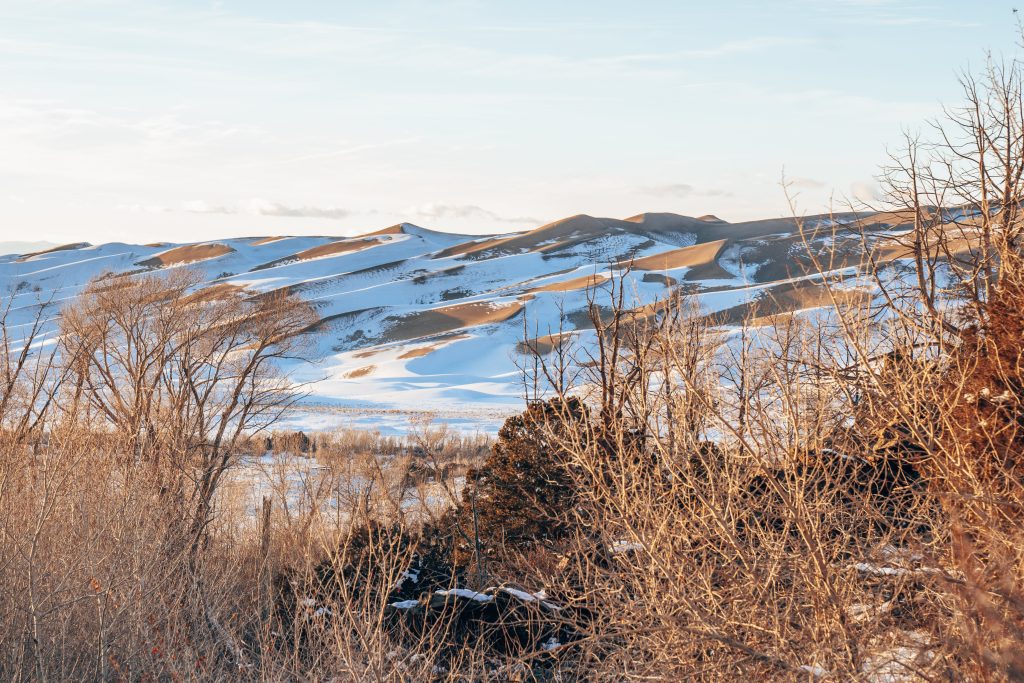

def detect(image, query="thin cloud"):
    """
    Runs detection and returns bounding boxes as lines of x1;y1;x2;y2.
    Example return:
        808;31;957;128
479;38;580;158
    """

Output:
181;199;351;220
788;177;826;189
804;0;981;28
682;36;814;59
591;36;815;67
231;137;421;170
850;180;884;203
408;203;538;225
183;200;236;215
641;184;733;198
117;203;174;214
259;203;351;219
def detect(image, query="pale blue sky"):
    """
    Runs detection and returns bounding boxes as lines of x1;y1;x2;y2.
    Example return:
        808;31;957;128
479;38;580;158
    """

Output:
0;0;1016;243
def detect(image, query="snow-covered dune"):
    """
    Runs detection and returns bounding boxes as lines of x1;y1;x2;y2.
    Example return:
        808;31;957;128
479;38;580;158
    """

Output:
0;211;921;421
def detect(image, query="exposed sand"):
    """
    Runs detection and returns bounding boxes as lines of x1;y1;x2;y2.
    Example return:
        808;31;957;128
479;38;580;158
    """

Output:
382;301;523;343
627;239;727;271
250;236;289;246
396;334;470;359
292;238;378;261
183;282;244;302
711;279;870;325
433;236;507;259
251;237;383;271
345;365;376;378
518;331;575;355
437;214;639;258
16;242;90;261
641;273;678;287
528;272;608;293
137;243;235;267
872;224;980;263
357;224;405;238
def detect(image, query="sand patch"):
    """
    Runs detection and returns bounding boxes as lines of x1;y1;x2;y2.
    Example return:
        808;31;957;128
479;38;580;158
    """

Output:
250;236;289;246
872;226;980;263
642;273;678;287
433;236;507;259
345;365;376;379
396;335;470;359
518;331;575;355
137;243;235;267
382;301;523;343
250;237;384;271
529;273;608;293
16;242;90;261
711;279;870;326
627;239;727;271
357;224;405;238
184;282;244;303
292;239;377;261
437;214;639;259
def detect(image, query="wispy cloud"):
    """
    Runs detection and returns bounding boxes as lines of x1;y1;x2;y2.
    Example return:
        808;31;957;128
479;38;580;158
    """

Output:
117;203;173;214
229;138;421;170
587;36;814;68
850;180;884;203
803;0;982;28
682;36;814;59
787;177;826;190
407;202;538;226
181;199;351;220
259;203;351;219
640;184;733;198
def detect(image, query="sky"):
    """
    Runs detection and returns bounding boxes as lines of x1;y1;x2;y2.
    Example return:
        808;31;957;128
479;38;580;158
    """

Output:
0;0;1017;245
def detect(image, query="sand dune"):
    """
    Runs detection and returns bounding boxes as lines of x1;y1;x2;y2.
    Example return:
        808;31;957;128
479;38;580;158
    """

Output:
137;243;235;267
438;214;636;258
345;364;376;378
518;331;575;355
628;239;727;271
528;272;609;293
396;334;470;359
291;238;380;261
711;279;870;325
872;225;980;263
382;301;523;343
357;224;406;238
250;237;383;271
250;236;289;246
0;206;969;414
16;242;91;262
433;236;508;259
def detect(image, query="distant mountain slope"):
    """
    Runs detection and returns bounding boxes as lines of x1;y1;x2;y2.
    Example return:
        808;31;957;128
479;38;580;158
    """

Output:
0;211;924;413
